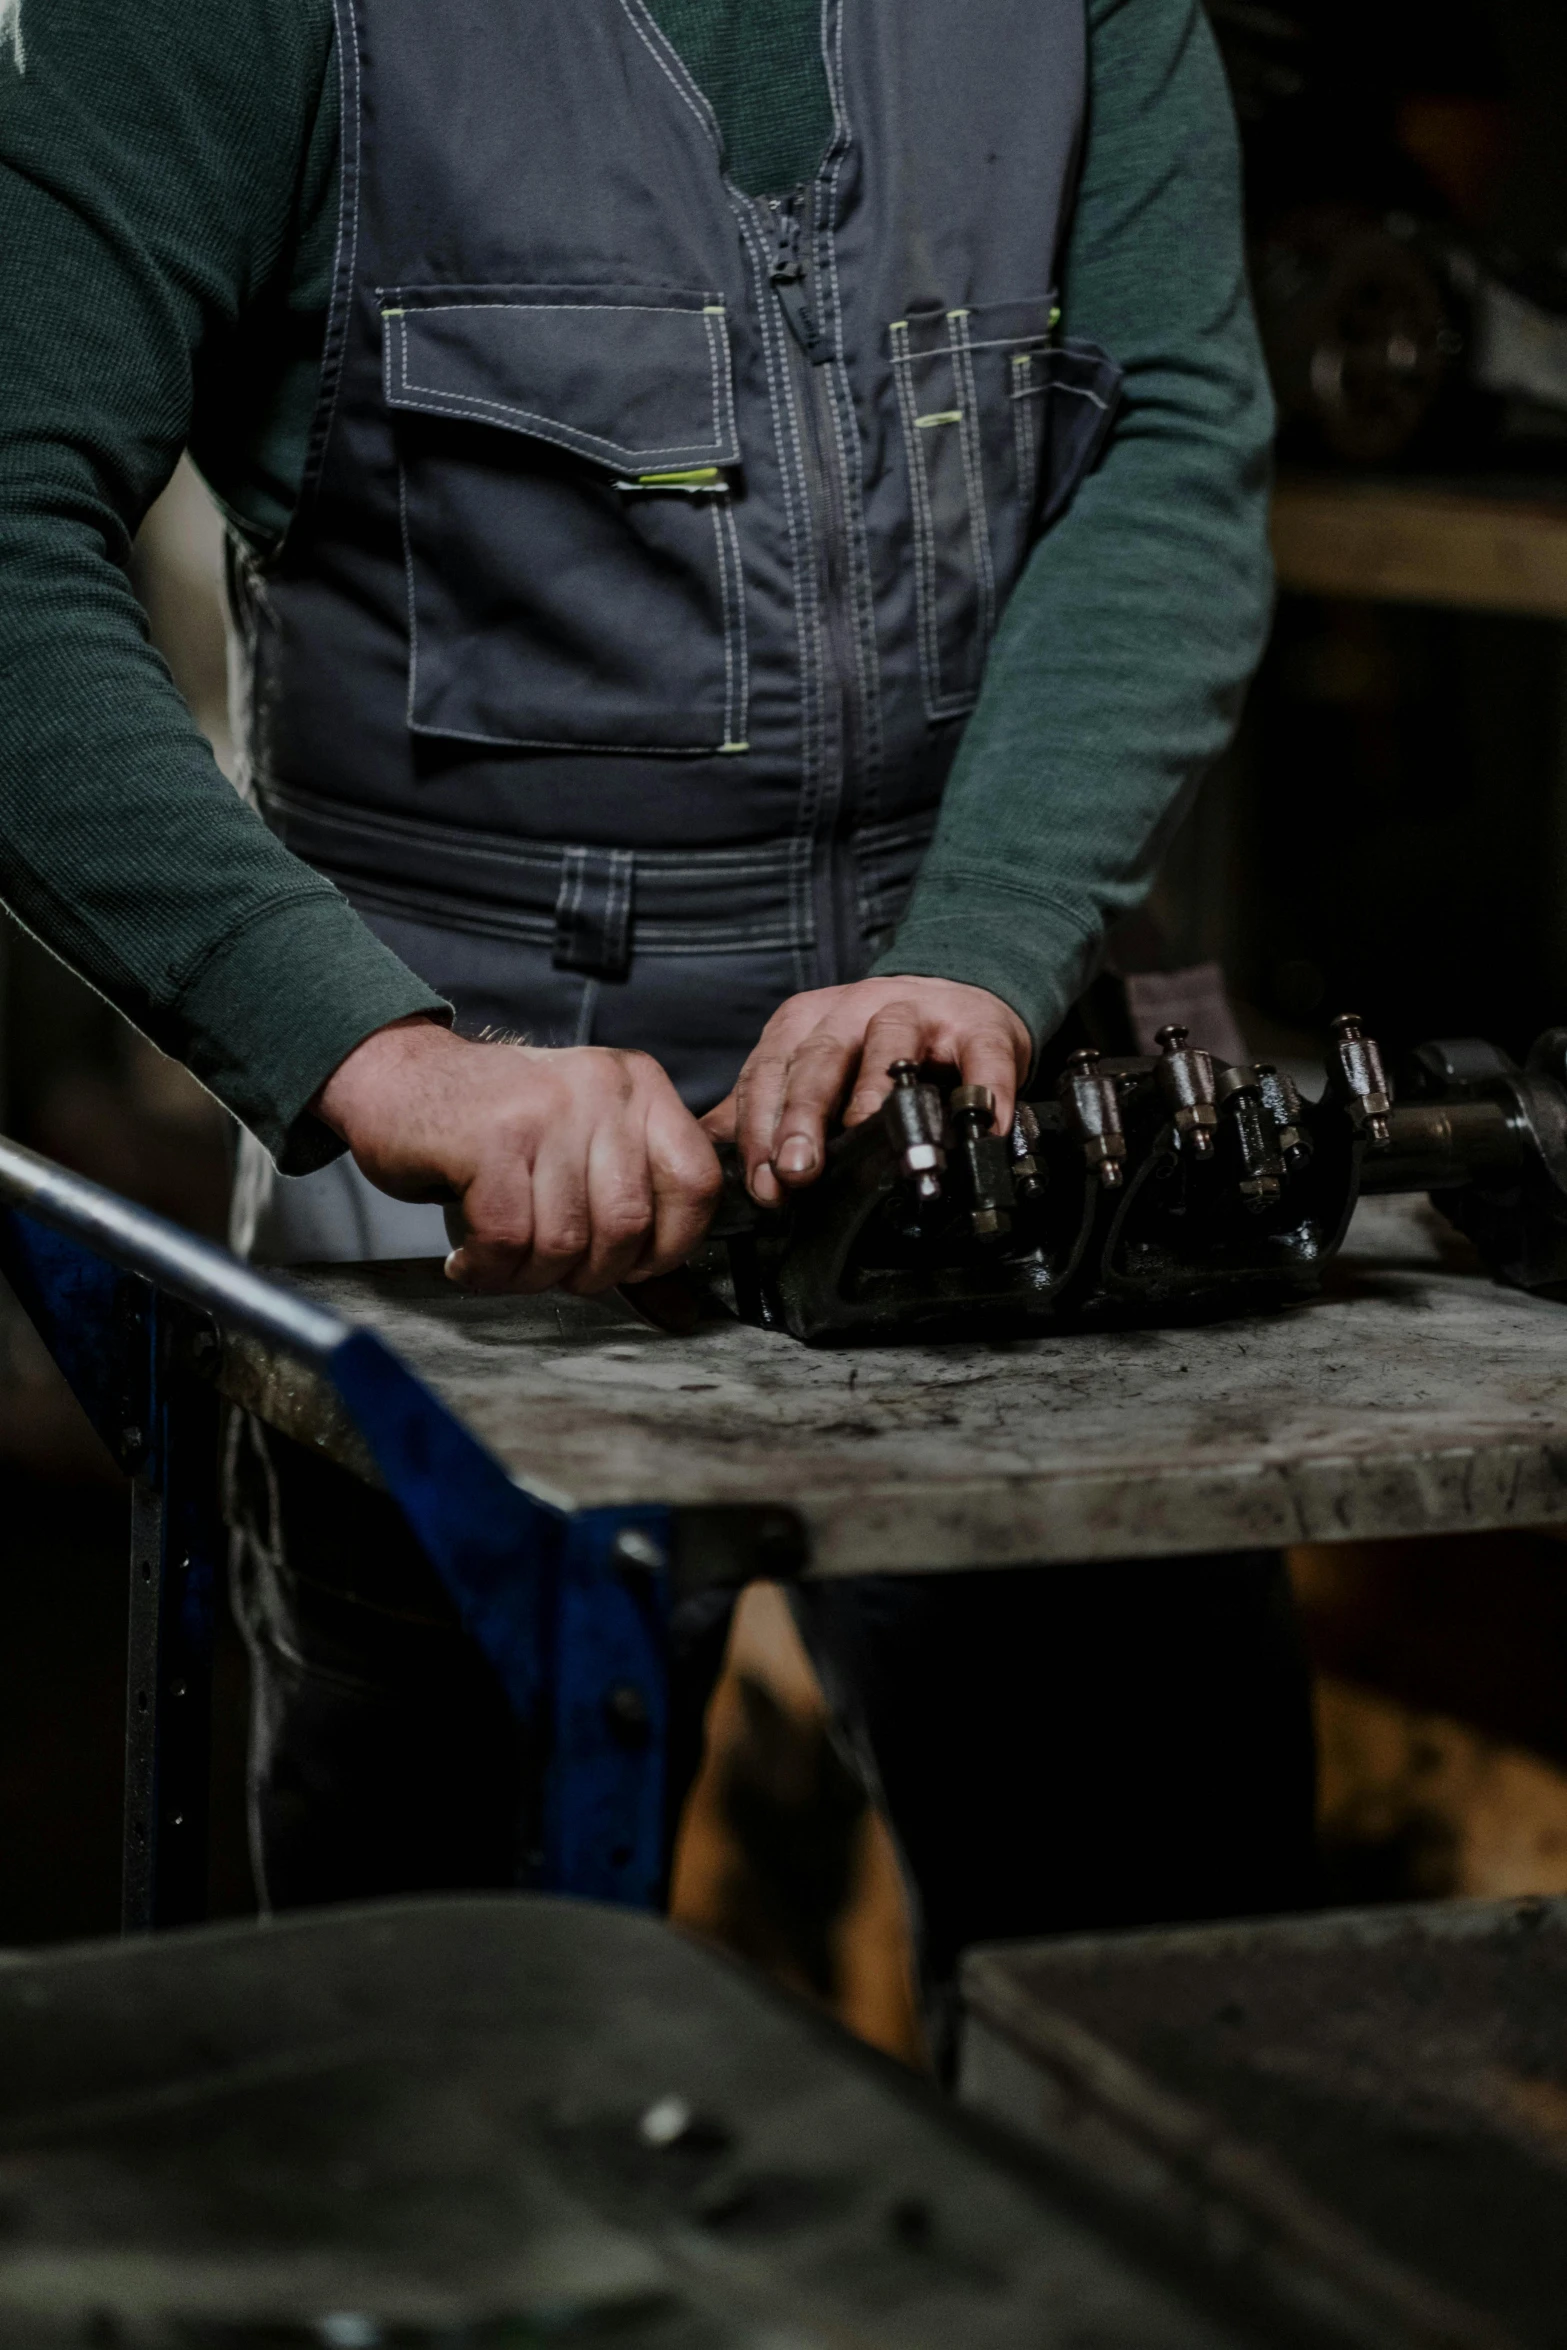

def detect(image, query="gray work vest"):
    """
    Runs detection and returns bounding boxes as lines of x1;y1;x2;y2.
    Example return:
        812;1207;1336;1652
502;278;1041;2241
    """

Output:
234;0;1120;1110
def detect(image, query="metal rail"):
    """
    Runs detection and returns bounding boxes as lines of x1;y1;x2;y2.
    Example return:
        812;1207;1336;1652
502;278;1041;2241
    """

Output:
0;1137;674;1928
0;1134;345;1358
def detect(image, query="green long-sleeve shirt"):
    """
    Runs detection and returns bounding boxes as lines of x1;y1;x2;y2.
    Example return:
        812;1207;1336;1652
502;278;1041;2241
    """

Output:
0;0;1272;1171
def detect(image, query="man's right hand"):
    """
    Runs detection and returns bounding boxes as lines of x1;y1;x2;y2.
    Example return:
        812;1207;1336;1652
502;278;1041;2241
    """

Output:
313;1019;722;1295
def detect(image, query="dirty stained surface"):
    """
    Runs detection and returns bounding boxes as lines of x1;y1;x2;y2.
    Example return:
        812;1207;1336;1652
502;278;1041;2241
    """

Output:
289;1199;1567;1574
0;1898;1255;2350
962;1896;1567;2348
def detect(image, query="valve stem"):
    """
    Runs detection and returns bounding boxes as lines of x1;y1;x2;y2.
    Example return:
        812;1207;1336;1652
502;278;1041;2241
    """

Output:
952;1084;1015;1239
1154;1024;1219;1158
883;1060;946;1200
1059;1048;1127;1190
1329;1014;1393;1148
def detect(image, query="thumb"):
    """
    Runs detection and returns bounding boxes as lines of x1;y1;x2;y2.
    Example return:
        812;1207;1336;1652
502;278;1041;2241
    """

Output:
701;1091;738;1142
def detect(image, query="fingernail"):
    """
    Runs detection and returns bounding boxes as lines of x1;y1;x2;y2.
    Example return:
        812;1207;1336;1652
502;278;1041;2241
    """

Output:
777;1136;817;1178
443;1251;471;1291
750;1162;781;1205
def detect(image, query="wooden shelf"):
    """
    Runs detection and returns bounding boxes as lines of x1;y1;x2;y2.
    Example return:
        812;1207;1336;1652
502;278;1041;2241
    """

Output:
1272;473;1567;620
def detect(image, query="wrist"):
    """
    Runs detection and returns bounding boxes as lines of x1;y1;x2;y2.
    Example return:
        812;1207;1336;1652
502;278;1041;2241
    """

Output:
313;1014;451;1144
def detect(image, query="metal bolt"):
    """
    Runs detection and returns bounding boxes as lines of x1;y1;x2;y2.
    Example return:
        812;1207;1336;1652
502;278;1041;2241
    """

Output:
1329;1012;1392;1148
884;1059;946;1201
951;1084;1012;1239
1154;1025;1219;1158
1059;1049;1127;1190
613;1525;666;1573
1008;1105;1046;1202
1255;1064;1307;1163
639;2094;694;2148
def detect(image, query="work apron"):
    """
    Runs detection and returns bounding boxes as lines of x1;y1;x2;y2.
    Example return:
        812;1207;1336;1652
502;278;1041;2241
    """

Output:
227;0;1119;1259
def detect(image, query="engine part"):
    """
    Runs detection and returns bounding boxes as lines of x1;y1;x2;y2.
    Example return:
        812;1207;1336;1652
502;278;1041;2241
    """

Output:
698;1017;1567;1343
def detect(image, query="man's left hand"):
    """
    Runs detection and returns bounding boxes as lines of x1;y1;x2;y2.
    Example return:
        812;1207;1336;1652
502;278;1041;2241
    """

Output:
704;977;1030;1207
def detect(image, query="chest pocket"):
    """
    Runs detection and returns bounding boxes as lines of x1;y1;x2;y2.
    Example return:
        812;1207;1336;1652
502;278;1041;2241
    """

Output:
890;299;1123;722
384;289;748;754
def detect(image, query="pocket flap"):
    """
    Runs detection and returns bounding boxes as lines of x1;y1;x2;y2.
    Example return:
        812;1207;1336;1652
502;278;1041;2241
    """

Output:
1037;338;1123;530
382;289;740;474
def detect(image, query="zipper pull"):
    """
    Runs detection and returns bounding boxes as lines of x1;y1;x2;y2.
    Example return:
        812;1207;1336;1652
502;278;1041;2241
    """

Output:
767;197;828;363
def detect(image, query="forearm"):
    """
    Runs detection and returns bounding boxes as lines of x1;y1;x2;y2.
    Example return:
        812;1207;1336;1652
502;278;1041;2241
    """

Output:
876;0;1274;1047
0;496;444;1176
0;0;443;1170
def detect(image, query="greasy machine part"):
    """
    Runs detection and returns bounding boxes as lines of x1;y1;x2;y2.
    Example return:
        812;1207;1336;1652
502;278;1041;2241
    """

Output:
697;1020;1567;1344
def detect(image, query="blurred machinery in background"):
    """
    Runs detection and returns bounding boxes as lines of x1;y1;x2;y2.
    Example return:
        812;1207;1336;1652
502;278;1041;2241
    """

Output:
1209;0;1567;468
1157;4;1567;1071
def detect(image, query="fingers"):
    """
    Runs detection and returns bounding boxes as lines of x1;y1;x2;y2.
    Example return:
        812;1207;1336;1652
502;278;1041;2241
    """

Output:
767;1027;861;1189
426;993;1028;1303
444;1162;534;1293
960;1018;1027;1138
633;1094;723;1277
701;1091;738;1143
733;1035;793;1205
562;1118;657;1295
449;1143;594;1297
842;1002;927;1125
436;1048;718;1297
728;982;1031;1202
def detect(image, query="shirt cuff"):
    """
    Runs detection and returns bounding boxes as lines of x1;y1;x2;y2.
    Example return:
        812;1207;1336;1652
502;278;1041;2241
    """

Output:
173;891;451;1174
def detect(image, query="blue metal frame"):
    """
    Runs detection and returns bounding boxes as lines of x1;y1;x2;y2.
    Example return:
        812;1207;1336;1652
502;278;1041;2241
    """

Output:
0;1138;672;1926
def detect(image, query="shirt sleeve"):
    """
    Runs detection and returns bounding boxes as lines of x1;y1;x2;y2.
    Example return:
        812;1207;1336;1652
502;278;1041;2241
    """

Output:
872;0;1275;1047
0;0;447;1174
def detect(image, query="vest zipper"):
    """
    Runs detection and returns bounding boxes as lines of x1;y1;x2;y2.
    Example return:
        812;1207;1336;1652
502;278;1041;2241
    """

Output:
764;190;861;981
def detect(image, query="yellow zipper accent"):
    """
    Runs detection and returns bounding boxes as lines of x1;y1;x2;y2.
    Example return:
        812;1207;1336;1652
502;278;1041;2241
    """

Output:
634;466;724;486
914;409;964;428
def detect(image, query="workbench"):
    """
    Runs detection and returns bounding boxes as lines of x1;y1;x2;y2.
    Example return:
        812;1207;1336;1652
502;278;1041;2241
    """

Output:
5;1145;1567;1930
260;1195;1567;1578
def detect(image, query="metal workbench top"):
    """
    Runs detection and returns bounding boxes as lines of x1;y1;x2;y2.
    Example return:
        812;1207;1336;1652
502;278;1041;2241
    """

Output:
243;1197;1567;1578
